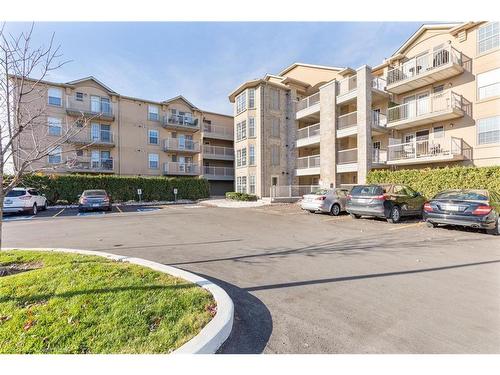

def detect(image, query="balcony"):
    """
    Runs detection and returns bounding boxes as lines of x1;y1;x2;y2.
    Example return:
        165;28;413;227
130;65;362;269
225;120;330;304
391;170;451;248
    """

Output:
386;136;471;166
163;138;200;153
296;155;320;176
372;148;388;166
66;156;114;173
203;166;234;181
67;130;115;147
203;145;234;160
337;111;357;138
296;93;320;121
163;162;200;176
337;148;358;173
203;124;234;140
337;76;357;104
386;90;468;130
66;98;114;121
386;46;464;94
162;115;200;132
296;123;320;148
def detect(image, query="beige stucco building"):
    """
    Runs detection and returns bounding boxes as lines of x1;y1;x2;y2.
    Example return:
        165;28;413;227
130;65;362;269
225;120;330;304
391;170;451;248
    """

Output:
229;22;500;198
12;77;234;196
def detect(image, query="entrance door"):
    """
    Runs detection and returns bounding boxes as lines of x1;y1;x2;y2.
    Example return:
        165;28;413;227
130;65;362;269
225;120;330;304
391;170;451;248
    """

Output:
416;92;430;116
178;134;186;150
403;95;415;120
416;130;430;157
90;96;101;113
91;150;100;169
91;123;100;141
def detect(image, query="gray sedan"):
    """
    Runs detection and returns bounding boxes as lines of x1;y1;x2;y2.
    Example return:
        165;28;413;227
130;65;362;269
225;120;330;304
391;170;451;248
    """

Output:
300;188;350;216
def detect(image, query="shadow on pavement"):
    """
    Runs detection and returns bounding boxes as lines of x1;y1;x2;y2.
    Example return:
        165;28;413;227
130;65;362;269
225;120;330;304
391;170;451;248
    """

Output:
194;272;273;354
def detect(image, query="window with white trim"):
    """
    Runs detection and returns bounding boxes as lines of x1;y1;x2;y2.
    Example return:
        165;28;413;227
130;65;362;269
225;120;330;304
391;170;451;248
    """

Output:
236;149;242;167
236;120;247;141
148;153;159;169
271;117;280;137
48;87;62;106
248;117;255;137
478;22;499;54
241;147;247;166
477;116;500;145
148;105;159;121
477;68;500;100
249;144;255;165
148;129;159;144
48;117;62;136
236;176;247;193
236;91;247;114
271;145;280;165
269;88;280;110
48;146;62;164
75;92;84;101
248;88;255;108
433;126;444;139
249;175;256;194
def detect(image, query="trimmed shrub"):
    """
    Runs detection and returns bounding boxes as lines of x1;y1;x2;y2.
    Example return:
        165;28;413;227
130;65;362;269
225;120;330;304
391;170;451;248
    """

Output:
225;192;258;201
4;173;210;204
367;166;500;199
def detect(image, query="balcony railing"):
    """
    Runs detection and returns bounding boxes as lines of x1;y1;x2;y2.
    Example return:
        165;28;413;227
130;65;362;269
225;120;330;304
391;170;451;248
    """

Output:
387;136;471;163
387;90;466;125
203;123;234;139
66;156;114;172
372;148;387;164
337;148;358;164
337;111;357;130
66;98;114;118
163;138;200;152
296;155;320;169
387;45;462;86
297;123;320;140
68;130;114;145
337;75;357;96
270;185;321;199
372;76;387;91
163;115;199;130
203;145;234;159
203;166;234;178
163;162;200;175
296;92;320;112
371;110;387;128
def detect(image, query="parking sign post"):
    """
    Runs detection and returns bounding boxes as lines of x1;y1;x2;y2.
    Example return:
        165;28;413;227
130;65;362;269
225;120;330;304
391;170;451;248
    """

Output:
137;188;142;203
173;188;178;202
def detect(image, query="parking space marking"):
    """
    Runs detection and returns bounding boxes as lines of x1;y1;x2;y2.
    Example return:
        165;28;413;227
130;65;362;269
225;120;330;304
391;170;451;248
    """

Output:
388;222;424;231
116;205;123;213
53;208;65;217
77;211;105;217
137;207;161;212
3;215;34;222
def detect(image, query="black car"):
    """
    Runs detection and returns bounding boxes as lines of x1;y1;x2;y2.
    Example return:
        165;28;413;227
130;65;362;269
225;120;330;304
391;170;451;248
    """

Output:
423;189;500;235
78;190;112;212
346;184;426;223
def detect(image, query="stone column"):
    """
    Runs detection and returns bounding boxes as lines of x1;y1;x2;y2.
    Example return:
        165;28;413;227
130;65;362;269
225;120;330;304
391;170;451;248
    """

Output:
356;66;372;184
319;81;337;188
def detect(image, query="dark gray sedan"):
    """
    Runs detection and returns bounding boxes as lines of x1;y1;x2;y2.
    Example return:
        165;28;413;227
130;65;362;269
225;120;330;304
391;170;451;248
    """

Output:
78;190;112;212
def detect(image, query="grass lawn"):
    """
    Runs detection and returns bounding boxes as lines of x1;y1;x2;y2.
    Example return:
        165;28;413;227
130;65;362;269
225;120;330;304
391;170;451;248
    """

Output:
0;250;215;354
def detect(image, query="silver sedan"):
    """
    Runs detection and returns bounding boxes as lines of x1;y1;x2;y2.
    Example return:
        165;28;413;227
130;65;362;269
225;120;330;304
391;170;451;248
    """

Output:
300;188;350;216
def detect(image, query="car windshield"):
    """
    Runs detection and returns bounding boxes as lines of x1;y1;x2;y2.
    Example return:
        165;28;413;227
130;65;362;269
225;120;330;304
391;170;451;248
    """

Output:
350;185;384;196
434;191;488;201
83;190;107;197
6;190;26;197
313;189;331;195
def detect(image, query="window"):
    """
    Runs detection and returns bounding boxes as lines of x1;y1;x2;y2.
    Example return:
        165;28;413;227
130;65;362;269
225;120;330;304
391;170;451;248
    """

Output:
248;88;255;108
478;116;500;145
373;141;381;149
249;144;255;165
236;120;247;141
271;145;280;165
241;147;247;166
433;85;444;93
477;68;500;100
236;176;247;193
148;153;159;169
478;22;499;54
148;129;159;144
75;92;84;101
48;146;62;164
48;87;62;106
271;117;280;137
236;149;242;167
248;117;255;137
269;88;280;110
249;175;256;194
433;126;444;138
148;105;159;121
236;91;247;114
48;117;62;136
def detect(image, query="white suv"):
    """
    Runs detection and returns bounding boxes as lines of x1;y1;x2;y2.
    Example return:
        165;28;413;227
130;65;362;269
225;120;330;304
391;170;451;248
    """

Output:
3;187;48;215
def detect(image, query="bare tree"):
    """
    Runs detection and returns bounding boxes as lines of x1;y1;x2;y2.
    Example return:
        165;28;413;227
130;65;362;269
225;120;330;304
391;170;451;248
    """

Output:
0;23;95;247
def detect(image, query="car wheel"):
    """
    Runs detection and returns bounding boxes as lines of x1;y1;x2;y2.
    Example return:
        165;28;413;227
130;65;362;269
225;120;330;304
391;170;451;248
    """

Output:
330;203;341;216
308;210;316;214
30;203;38;215
426;221;437;228
387;206;401;224
42;201;48;211
350;213;361;219
486;218;500;235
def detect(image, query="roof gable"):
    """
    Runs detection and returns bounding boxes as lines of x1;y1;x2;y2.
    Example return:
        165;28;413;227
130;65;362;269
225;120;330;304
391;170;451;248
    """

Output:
65;76;117;94
392;23;461;56
162;95;199;110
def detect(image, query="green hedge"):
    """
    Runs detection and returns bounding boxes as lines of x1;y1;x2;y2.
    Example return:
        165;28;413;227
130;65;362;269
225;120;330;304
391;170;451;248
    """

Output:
5;174;210;204
225;192;258;201
367;166;500;199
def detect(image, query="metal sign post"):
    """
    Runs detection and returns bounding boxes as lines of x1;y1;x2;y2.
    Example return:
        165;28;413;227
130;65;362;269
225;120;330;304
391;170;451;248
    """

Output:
137;188;142;203
173;188;178;202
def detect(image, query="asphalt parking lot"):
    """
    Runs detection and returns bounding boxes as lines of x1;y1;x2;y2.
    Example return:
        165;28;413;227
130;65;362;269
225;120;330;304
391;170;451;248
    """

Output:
2;203;500;353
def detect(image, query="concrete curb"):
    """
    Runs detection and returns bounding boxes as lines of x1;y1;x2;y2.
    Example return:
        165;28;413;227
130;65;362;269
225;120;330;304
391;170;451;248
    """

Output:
1;247;234;354
47;200;195;210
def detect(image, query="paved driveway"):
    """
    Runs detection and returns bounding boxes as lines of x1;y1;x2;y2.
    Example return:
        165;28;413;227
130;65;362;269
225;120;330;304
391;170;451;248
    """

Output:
3;204;500;353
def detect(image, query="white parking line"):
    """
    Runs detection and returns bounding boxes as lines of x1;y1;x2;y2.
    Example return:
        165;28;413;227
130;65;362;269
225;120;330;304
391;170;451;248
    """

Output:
182;205;205;209
136;207;161;212
388;222;425;231
3;215;34;221
77;212;105;217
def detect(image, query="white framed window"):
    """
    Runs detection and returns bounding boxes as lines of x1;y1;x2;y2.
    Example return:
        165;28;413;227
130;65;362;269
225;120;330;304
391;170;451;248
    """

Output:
236;91;247;114
477;68;500;100
248;88;255;109
249;144;255;165
478;22;499;54
48;117;62;136
75;92;84;101
249;175;256;194
270;88;280;110
148;153;159;169
48;87;62;106
148;105;160;121
48;146;62;164
248;117;255;137
373;141;381;149
477;116;500;145
236;149;242;167
236;176;247;193
241;147;247;166
236;120;247;141
148;129;159;144
271;117;280;137
271;145;280;165
433;126;444;139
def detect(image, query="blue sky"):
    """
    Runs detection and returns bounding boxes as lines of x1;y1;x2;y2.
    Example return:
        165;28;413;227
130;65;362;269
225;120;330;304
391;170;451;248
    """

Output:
5;22;426;114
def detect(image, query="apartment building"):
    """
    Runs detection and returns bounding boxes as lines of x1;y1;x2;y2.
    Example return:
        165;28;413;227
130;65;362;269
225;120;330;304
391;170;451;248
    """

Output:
12;76;234;196
229;22;500;198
